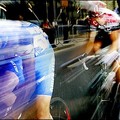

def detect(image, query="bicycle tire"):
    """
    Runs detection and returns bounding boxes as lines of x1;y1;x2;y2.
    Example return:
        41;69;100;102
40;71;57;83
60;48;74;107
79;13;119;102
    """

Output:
50;97;71;120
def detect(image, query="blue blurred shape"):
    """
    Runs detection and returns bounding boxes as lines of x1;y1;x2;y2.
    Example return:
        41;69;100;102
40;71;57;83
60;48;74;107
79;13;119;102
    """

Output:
0;20;53;119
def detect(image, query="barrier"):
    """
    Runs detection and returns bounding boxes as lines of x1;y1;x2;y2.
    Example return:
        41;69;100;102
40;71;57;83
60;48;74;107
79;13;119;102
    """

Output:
55;24;89;46
71;24;89;42
55;25;71;46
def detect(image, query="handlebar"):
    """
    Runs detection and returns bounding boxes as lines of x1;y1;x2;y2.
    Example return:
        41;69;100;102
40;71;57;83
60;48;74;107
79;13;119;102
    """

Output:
60;54;88;67
60;54;100;70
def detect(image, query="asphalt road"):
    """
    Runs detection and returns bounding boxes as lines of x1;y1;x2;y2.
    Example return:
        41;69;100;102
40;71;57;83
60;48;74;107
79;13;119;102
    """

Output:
51;38;104;119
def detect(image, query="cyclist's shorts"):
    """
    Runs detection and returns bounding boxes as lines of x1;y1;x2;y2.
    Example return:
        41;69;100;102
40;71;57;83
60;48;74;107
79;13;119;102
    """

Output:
95;30;112;48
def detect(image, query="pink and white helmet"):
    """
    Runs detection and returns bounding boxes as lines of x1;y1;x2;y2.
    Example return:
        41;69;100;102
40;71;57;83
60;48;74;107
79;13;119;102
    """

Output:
79;0;106;12
79;0;106;17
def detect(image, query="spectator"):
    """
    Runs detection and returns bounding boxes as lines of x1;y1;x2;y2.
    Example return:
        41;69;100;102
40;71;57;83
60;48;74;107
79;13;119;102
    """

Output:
114;0;120;16
61;7;69;44
41;19;56;48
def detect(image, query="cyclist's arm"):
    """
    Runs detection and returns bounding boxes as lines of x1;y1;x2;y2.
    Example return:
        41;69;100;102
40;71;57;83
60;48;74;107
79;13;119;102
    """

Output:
108;30;119;53
85;31;97;55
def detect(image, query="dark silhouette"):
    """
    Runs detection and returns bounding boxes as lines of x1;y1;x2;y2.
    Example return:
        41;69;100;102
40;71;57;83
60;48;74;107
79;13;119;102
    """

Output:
114;0;120;16
41;19;56;48
61;8;69;43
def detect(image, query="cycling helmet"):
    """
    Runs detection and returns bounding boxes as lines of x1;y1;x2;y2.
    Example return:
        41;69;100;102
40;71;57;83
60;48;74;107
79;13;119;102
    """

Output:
79;1;106;17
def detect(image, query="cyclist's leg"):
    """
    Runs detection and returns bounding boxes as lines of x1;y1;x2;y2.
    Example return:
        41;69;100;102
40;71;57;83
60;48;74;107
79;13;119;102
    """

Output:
19;101;36;119
86;31;103;55
35;95;52;119
94;31;113;55
109;30;120;83
109;30;119;52
20;96;52;119
93;40;102;53
112;57;120;84
116;66;120;84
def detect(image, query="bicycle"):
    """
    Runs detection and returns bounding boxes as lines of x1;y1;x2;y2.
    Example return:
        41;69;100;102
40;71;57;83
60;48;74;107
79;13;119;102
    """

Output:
51;48;120;120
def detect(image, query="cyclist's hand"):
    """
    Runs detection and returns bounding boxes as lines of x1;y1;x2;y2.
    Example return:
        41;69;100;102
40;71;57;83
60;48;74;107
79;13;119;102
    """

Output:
81;53;88;59
79;53;89;70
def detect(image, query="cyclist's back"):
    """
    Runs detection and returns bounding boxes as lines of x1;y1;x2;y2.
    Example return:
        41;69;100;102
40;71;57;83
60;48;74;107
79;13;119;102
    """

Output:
87;7;120;33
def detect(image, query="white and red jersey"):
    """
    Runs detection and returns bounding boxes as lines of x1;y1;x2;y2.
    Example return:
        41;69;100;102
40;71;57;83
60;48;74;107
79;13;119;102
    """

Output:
88;8;120;32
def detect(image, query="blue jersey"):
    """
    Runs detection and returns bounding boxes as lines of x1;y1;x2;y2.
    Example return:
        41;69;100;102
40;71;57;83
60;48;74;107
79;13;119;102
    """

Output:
0;20;55;118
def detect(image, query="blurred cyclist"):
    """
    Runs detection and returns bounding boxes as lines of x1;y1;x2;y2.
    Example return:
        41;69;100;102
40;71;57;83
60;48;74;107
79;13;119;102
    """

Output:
17;21;55;119
79;1;120;83
79;1;120;55
0;20;55;119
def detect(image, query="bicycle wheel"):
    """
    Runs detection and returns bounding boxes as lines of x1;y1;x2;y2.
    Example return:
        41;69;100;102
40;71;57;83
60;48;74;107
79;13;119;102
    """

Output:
50;97;71;120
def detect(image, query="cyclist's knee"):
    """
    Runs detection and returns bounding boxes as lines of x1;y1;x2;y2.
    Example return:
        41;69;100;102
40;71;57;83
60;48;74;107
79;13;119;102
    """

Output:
36;95;52;119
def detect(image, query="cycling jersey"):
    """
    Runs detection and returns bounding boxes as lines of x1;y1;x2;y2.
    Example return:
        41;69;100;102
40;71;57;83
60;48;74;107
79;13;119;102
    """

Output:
16;21;55;97
0;20;55;118
5;20;55;97
88;8;120;32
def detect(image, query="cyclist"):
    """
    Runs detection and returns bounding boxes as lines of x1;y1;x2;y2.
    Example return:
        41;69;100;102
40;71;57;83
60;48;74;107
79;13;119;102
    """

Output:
79;1;120;54
17;21;55;119
0;20;55;119
79;1;120;82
